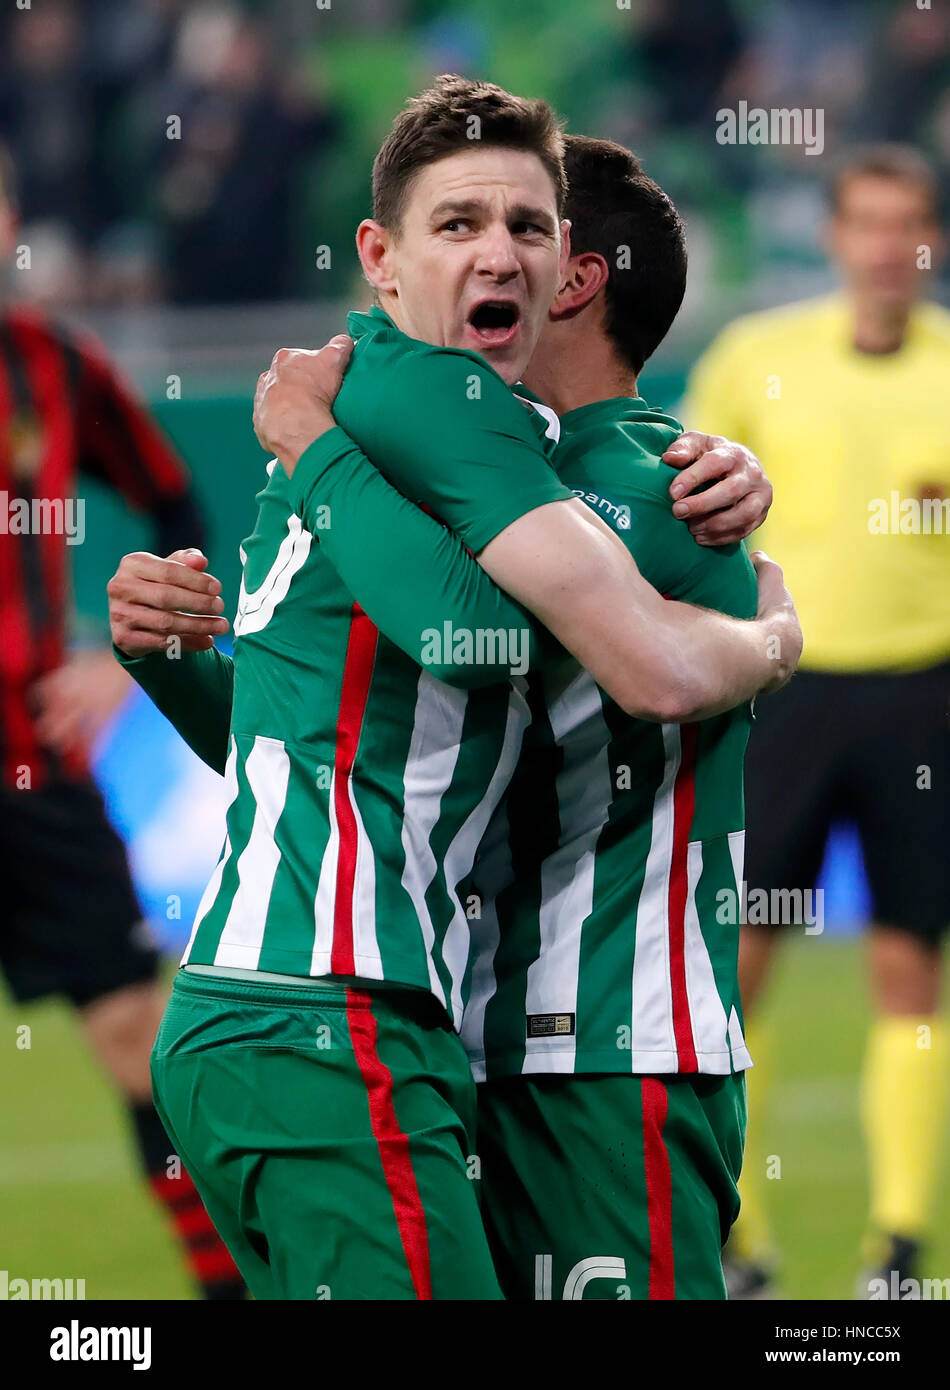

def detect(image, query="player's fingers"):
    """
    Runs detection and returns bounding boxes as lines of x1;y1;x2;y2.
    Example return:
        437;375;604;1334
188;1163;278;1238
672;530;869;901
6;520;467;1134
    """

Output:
167;548;209;572
117;600;230;638
668;448;736;504
143;583;226;618
109;572;225;616
750;550;789;612
663;431;721;468
121;552;222;597
673;468;746;519
311;335;354;402
121;581;224;617
325;333;354;355
690;492;764;545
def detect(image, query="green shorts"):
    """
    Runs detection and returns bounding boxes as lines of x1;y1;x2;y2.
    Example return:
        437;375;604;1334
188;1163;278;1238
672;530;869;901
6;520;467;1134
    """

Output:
476;1071;746;1301
150;970;502;1300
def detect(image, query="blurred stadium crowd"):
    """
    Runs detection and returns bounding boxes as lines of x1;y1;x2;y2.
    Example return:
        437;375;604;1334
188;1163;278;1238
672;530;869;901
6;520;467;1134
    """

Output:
1;0;948;312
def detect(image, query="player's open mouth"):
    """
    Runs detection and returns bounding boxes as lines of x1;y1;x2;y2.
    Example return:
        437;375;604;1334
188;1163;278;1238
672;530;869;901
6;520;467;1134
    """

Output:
467;300;521;348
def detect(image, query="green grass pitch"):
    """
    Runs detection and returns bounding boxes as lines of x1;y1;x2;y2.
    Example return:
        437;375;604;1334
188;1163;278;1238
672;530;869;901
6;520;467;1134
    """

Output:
2;939;947;1300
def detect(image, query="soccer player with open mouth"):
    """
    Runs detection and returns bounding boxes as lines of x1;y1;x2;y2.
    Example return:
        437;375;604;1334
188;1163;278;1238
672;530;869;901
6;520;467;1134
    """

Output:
108;77;799;1299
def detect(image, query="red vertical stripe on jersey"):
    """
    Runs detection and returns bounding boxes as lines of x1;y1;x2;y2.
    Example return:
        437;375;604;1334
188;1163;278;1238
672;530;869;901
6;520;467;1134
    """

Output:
9;315;83;777
668;722;699;1072
330;604;379;976
346;989;433;1300
641;1077;675;1300
0;320;45;784
13;315;72;682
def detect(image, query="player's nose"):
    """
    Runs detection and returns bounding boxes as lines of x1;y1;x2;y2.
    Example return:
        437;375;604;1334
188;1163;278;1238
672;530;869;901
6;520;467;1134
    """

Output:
473;224;521;280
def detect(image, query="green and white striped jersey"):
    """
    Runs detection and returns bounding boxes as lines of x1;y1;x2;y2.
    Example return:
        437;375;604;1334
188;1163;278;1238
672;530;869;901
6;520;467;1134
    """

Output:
182;309;571;1028
461;397;757;1078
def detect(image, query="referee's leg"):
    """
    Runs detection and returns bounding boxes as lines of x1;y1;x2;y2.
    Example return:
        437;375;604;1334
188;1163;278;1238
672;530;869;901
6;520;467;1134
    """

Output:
850;659;950;1275
730;674;842;1279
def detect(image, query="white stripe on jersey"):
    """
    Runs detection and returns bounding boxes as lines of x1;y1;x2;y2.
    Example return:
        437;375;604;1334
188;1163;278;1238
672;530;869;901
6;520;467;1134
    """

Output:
629;723;680;1068
181;737;239;964
682;840;734;1063
214;736;291;968
310;768;381;978
442;679;532;1029
347;761;381;979
728;1005;753;1070
462;892;502;1084
512;393;561;443
399;673;468;1012
727;829;745;903
523;671;612;1073
311;769;339;974
234;514;311;637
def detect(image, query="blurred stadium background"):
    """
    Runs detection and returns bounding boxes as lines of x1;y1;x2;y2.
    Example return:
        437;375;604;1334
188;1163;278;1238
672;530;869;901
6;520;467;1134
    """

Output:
1;0;948;1299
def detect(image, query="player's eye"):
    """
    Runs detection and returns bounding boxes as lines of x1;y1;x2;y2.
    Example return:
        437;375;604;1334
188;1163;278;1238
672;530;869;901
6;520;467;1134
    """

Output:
512;221;547;237
441;219;472;234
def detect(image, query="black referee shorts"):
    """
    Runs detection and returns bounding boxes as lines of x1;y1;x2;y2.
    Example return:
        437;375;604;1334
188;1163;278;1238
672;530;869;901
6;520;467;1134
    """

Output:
0;776;161;1006
744;658;950;941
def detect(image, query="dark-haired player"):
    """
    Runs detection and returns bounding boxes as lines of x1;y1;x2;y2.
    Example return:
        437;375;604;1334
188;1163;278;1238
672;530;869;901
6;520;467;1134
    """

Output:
460;136;759;1300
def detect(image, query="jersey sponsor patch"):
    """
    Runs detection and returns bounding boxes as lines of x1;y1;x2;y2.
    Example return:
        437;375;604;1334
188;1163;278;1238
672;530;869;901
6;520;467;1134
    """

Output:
527;1012;576;1038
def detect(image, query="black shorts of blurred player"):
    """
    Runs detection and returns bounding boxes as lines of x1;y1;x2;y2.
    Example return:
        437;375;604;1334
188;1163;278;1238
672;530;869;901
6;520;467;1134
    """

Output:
741;658;950;999
0;775;246;1298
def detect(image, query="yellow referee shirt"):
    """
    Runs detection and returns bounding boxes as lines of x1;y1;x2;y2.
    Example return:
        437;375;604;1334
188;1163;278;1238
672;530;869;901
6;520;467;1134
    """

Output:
686;293;950;672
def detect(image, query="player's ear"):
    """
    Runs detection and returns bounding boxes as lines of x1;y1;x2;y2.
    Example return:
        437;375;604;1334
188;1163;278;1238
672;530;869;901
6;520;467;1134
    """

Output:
559;219;572;272
356;220;398;294
550;252;609;321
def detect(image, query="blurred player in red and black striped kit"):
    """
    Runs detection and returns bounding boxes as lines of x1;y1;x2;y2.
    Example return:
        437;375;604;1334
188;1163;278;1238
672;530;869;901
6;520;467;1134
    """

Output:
0;148;245;1299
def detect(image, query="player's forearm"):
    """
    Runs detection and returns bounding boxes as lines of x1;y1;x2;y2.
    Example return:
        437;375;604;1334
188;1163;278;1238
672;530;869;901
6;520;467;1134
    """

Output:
113;644;233;773
288;430;546;687
534;575;773;722
478;499;789;721
617;599;784;721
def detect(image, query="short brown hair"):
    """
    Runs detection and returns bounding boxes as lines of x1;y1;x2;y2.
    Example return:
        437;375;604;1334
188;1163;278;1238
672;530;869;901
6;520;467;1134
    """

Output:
372;74;566;232
829;144;940;220
563;136;687;375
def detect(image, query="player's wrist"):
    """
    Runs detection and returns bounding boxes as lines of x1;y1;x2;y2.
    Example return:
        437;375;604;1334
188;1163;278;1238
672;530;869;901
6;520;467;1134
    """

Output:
754;607;799;690
280;413;337;476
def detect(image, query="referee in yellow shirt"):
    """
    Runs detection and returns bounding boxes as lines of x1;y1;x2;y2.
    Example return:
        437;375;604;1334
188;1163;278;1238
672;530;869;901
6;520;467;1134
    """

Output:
687;145;950;1298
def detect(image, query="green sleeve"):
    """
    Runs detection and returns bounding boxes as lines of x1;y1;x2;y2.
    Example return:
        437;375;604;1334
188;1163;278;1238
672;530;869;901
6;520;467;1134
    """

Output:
332;349;573;553
113;643;234;774
288;429;552;687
